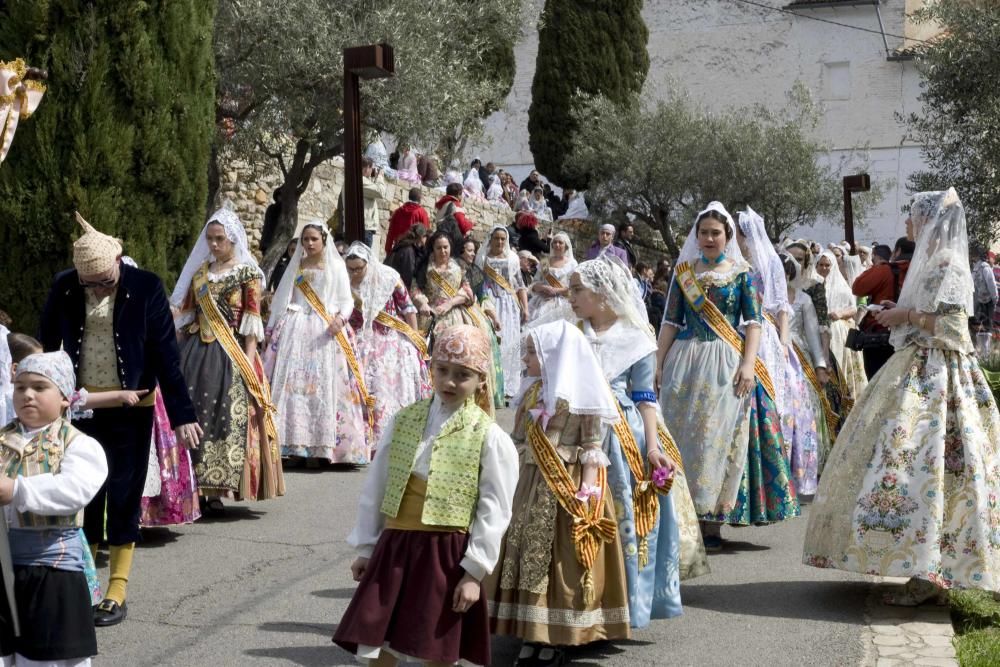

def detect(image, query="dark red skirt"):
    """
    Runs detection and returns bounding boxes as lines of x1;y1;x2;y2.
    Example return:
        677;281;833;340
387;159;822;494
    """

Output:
333;529;491;665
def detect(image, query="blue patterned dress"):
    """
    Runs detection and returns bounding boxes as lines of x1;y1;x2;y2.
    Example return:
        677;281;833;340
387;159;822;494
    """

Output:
659;264;799;526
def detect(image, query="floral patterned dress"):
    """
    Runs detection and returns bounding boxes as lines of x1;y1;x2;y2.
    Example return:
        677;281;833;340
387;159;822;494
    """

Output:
177;263;283;500
788;290;830;487
264;267;370;464
659;264;799;526
349;281;432;443
804;296;1000;590
482;255;526;398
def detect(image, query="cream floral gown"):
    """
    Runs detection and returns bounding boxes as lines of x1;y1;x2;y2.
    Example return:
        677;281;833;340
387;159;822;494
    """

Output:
804;257;1000;591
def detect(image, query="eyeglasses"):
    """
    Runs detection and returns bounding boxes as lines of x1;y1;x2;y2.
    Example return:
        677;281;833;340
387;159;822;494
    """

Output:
79;276;117;289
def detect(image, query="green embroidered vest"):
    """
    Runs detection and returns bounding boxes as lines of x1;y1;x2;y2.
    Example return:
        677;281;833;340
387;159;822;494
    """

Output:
0;419;85;529
381;398;492;528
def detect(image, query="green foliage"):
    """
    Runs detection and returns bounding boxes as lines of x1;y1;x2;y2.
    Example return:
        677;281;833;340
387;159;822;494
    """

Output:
950;589;1000;666
215;0;524;266
0;1;216;331
904;1;1000;248
528;0;649;189
565;84;881;256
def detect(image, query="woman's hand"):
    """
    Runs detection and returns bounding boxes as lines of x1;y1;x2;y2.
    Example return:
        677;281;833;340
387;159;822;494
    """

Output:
119;389;150;407
874;306;911;329
733;362;755;398
326;314;345;337
452;573;481;613
816;367;830;385
654;364;663;393
175;422;203;450
418;303;433;318
489;312;502;331
648;447;674;475
520;307;529;324
350;557;369;582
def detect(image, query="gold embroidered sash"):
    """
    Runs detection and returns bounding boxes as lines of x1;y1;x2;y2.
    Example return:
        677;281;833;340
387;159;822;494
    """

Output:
193;267;277;441
374;311;428;357
484;264;522;312
674;262;776;400
523;383;615;604
544;271;565;290
294;274;376;415
428;268;487;329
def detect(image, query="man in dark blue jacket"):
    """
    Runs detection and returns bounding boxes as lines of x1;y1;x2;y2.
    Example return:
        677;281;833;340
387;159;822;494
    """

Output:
39;214;200;627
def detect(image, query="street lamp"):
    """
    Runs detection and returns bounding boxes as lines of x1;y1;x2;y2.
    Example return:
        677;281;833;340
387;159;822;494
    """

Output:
843;173;871;254
342;43;395;244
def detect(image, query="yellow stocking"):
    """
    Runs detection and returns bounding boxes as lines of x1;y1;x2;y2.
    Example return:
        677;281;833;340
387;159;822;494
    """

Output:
105;543;135;605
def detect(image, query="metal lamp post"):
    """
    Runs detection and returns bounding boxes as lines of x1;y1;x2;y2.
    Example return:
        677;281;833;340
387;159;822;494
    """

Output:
843;173;871;254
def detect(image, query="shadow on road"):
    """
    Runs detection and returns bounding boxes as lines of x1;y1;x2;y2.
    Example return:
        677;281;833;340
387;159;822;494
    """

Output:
195;507;266;524
682;579;869;622
258;621;336;636
245;644;354;666
137;527;182;548
719;540;770;552
311;587;357;599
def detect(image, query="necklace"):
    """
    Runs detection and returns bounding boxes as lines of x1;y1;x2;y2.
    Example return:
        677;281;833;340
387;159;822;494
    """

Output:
700;252;726;266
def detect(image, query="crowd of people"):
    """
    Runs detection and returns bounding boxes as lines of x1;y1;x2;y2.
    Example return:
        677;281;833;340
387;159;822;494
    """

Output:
1;179;999;667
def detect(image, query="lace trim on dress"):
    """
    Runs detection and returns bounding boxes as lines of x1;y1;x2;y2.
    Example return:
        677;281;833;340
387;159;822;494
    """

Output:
693;259;752;287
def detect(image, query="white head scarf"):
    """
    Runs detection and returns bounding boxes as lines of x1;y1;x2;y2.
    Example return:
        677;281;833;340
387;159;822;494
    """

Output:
548;231;577;268
891;187;972;349
737;207;790;315
267;221;351;329
170;206;264;308
344;241;403;332
475;224;520;278
0;324;11;426
558;191;590;220
818;250;856;313
464;170;484;195
676;201;746;266
524;320;620;426
784;239;820;289
486;174;503;201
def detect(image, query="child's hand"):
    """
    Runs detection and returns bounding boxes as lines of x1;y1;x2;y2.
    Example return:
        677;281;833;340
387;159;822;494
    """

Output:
452;573;480;613
350;557;369;582
648;448;674;475
119;389;150;407
0;477;15;505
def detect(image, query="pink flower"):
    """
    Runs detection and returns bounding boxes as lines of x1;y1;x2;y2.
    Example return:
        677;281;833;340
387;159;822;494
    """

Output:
652;466;673;487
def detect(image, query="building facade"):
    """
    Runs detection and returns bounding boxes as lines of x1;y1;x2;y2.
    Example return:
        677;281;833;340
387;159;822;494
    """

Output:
474;0;936;245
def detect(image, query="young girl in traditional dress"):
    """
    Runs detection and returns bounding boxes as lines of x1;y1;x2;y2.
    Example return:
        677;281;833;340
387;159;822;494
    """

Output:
572;256;708;629
489;321;630;666
804;188;1000;605
333;325;518;666
816;250;867;403
171;208;284;505
0;352;108;666
264;224;370;466
345;242;432;443
476;225;528;400
657;203;799;551
526;232;577;329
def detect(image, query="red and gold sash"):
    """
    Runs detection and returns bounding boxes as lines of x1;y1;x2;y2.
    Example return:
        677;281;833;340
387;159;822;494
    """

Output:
193;267;278;442
674;262;776;400
294;274;376;419
523;382;615;604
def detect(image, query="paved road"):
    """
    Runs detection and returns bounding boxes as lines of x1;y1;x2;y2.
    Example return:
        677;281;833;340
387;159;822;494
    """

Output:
98;412;872;667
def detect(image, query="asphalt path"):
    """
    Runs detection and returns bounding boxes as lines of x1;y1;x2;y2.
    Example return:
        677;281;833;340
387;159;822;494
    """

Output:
97;410;871;666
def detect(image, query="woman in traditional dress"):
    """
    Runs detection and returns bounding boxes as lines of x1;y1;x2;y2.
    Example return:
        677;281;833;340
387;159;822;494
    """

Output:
736;209;820;497
264;223;369;466
344;242;432;443
817;250;868;402
415;230;501;412
573;255;709;629
526;231;577;329
476;225;529;400
394;143;422;186
804;188;1000;604
489;321;630;664
170;207;284;504
656;203;799;551
458;237;506;409
781;254;827;494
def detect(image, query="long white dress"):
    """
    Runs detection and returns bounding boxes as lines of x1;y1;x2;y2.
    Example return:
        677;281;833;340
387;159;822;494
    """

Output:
526;261;576;329
264;267;370;463
482;255;525;398
804;273;1000;591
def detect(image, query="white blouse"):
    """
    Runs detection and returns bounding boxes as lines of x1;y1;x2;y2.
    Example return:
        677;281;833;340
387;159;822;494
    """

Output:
8;424;108;521
347;397;518;581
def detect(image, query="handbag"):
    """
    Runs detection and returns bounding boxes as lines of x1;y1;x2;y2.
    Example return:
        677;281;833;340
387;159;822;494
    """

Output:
845;327;890;351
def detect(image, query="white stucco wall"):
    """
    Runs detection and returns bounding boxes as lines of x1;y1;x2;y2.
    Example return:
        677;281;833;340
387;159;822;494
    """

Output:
473;0;934;246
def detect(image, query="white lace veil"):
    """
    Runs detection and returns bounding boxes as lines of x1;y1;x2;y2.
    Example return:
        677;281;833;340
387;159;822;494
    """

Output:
527;320;620;425
0;324;10;426
344;241;402;332
891;187;972;348
818;250;856;313
676;201;746;266
169;205;264;308
737;207;790;315
548;231;577;269
475;224;520;278
574;255;652;339
267;221;350;329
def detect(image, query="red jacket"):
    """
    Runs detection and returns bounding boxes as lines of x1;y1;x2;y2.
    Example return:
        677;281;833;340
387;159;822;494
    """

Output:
384;201;430;254
434;195;474;235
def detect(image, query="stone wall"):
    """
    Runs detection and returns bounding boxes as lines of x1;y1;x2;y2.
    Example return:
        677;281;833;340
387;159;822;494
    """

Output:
216;155;671;265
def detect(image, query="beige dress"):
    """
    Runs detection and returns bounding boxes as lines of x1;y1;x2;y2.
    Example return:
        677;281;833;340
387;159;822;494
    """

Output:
487;397;631;645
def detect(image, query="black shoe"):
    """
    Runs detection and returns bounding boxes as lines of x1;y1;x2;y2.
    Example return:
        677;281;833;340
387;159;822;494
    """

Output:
94;599;127;627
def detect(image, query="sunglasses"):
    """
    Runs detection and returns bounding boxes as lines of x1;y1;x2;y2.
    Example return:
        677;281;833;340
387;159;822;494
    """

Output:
79;275;117;288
